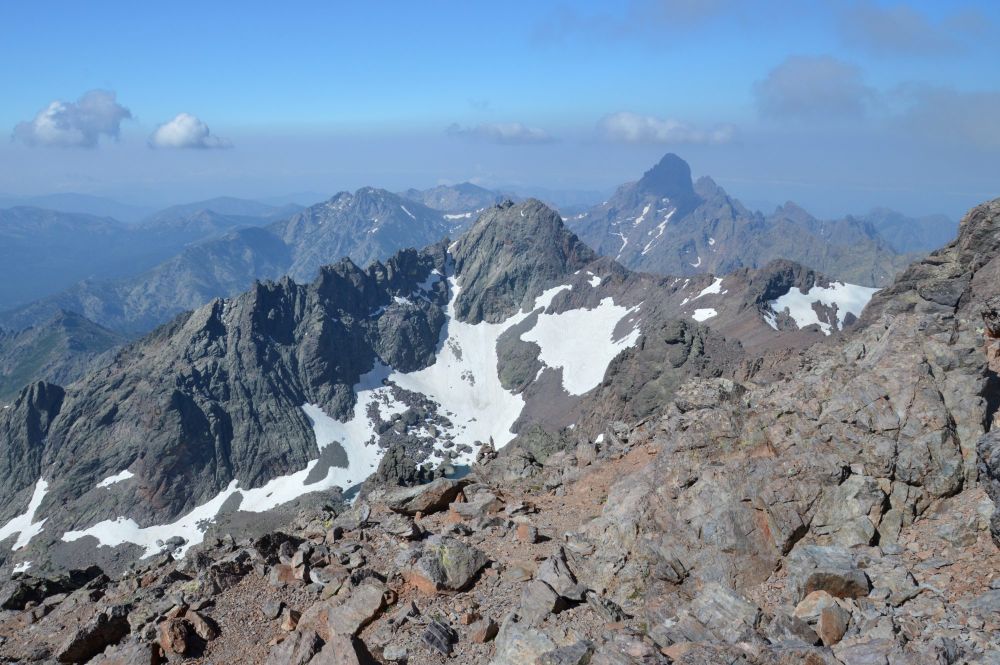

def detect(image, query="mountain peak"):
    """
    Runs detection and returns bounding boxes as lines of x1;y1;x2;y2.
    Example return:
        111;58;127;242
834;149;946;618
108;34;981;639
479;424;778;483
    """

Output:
637;153;697;205
451;199;597;323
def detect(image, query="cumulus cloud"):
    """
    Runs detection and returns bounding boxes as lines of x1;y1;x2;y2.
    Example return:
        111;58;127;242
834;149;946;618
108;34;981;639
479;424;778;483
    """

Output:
149;113;232;149
12;90;132;148
839;1;989;55
598;112;736;145
755;55;876;119
445;122;555;145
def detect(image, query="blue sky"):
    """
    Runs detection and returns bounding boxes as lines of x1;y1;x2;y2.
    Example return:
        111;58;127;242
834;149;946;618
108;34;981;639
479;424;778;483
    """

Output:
1;0;998;218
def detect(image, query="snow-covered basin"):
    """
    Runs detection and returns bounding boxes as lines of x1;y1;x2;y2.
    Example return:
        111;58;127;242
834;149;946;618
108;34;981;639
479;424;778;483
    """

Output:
61;270;642;558
769;281;879;335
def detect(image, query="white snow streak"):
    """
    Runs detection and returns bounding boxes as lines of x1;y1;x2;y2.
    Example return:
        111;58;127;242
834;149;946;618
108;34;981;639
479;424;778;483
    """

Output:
0;479;49;551
614;231;629;257
400;205;416;220
97;470;134;488
634;203;651;226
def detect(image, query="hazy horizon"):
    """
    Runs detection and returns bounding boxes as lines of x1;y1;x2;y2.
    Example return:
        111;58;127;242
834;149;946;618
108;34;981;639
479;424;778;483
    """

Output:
3;1;999;219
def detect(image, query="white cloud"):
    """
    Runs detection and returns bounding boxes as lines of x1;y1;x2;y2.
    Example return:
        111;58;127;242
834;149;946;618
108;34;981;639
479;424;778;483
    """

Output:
598;112;736;145
446;122;554;145
12;90;131;148
149;113;232;149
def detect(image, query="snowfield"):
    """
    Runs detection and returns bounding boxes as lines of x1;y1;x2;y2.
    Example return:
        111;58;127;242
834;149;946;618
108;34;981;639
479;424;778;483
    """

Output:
770;282;879;335
692;308;718;322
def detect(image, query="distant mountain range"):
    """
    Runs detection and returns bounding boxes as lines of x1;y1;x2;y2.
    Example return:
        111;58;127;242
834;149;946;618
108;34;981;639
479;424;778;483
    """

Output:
0;310;123;402
0;193;154;223
0;188;453;335
0;199;303;311
399;182;509;214
568;153;955;286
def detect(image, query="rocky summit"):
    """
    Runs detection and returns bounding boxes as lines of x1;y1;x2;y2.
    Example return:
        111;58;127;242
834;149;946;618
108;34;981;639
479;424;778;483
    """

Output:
0;196;998;664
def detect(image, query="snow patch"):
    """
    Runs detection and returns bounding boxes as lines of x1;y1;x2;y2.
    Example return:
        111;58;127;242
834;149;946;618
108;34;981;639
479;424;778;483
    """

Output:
521;298;641;395
13;561;31;574
692;308;718;322
708;237;716;246
97;470;134;489
690;256;702;268
0;479;49;551
586;272;602;288
694;277;723;299
400;205;416;220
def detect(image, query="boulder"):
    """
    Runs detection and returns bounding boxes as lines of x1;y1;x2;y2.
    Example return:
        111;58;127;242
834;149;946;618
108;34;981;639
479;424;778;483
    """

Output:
816;604;851;646
157;617;192;657
406;535;488;593
536;548;586;601
786;546;870;601
185;609;219;641
519;580;564;626
313;633;366;665
491;615;559;665
56;604;131;663
422;618;458;655
327;583;386;636
264;629;323;665
385;477;469;515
